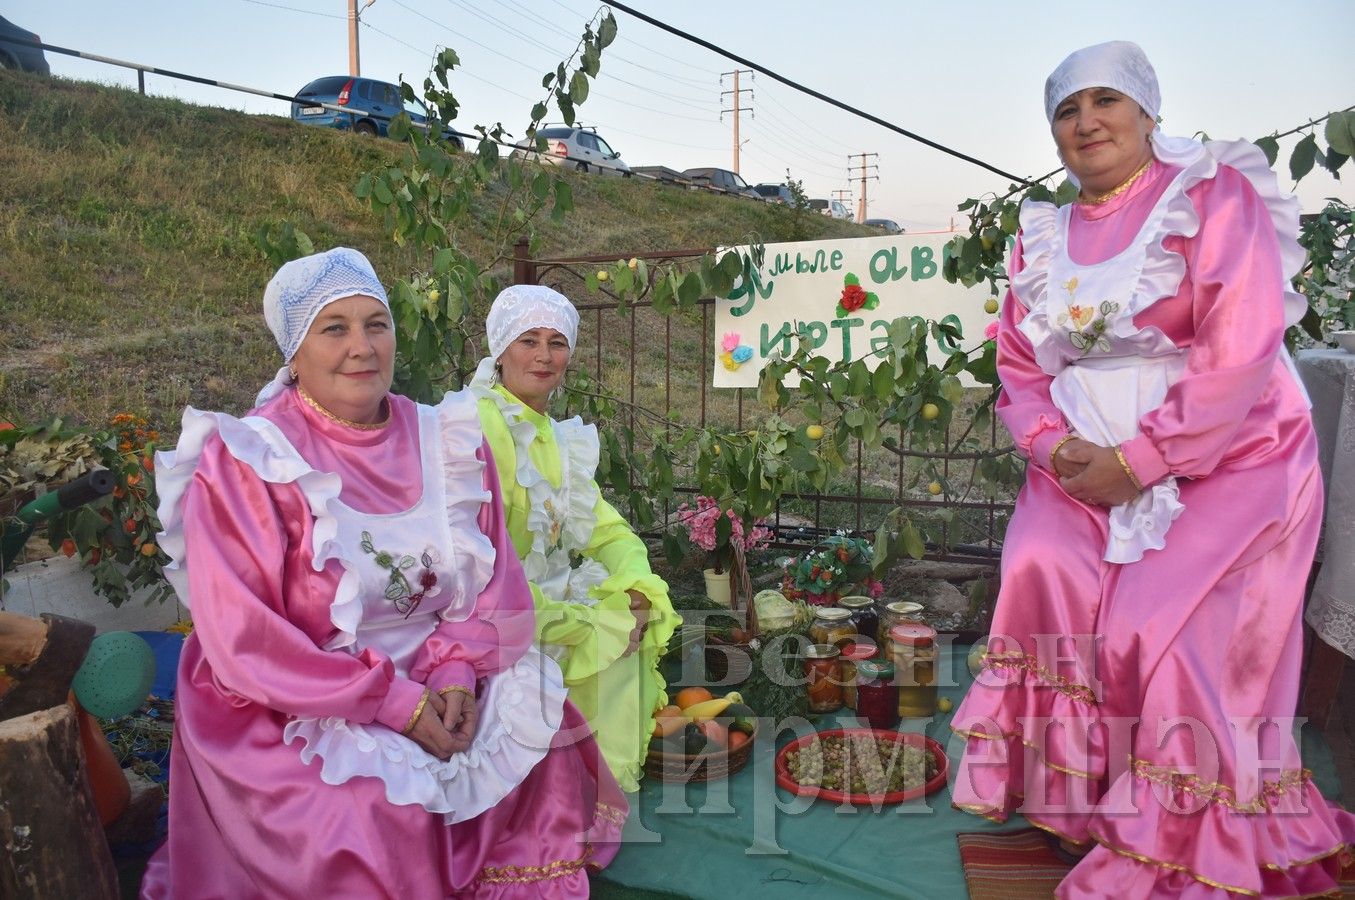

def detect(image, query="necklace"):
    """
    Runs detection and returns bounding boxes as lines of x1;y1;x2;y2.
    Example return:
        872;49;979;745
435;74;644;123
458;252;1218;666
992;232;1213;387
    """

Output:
1078;159;1153;205
296;384;390;430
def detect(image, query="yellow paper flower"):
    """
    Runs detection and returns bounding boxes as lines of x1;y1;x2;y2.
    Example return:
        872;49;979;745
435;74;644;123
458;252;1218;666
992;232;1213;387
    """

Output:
721;350;739;371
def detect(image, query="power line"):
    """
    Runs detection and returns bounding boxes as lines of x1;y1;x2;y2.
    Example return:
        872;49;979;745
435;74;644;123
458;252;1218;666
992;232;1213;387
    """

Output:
604;0;1030;184
537;0;722;77
239;0;343;19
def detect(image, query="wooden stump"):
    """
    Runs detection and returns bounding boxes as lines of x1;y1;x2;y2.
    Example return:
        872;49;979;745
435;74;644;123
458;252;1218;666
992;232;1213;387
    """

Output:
0;705;117;900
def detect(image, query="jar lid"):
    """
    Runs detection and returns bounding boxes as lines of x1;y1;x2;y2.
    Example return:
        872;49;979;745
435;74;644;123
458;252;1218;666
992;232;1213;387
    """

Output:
813;607;853;622
890;623;936;646
838;596;874;610
841;639;878;660
857;660;895;680
805;643;841;659
885;601;924;615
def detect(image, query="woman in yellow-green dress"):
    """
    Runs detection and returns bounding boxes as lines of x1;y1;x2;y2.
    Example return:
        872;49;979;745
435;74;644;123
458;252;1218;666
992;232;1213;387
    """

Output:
470;284;681;792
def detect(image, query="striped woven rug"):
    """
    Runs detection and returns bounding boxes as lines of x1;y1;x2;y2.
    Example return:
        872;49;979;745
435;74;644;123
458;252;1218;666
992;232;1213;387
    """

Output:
956;829;1355;900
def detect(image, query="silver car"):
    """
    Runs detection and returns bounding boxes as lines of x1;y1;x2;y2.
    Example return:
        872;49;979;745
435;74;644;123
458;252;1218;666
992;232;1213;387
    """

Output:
511;125;630;176
809;198;852;220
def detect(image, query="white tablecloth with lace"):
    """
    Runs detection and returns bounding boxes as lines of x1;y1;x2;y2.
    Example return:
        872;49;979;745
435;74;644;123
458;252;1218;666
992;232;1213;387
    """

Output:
1298;349;1355;659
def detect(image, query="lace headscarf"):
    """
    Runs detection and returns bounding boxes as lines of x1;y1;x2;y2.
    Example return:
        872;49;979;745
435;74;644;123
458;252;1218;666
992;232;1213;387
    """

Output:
255;247;390;405
1044;40;1160;123
484;285;579;360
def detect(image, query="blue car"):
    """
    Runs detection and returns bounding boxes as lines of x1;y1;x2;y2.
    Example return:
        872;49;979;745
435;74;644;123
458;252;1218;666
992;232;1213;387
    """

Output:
0;15;51;75
290;75;463;150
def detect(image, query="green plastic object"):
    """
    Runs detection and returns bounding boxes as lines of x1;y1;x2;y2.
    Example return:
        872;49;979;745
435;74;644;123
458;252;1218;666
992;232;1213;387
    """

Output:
72;632;156;719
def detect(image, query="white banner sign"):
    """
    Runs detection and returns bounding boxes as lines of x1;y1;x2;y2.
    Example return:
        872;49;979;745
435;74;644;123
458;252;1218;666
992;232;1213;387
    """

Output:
713;233;994;388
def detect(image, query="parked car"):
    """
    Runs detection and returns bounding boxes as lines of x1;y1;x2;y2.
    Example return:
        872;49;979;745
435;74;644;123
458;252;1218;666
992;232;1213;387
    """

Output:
0;15;50;76
290;75;463;150
865;218;904;234
752;183;795;204
809;198;852;220
510;125;630;176
682;167;760;199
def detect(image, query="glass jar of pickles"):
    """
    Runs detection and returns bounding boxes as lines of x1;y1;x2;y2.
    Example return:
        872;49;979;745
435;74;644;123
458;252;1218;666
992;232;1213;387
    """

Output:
854;660;898;729
890;623;937;718
809;607;855;648
838;596;878;644
804;643;843;713
877;600;925;648
838;639;878;710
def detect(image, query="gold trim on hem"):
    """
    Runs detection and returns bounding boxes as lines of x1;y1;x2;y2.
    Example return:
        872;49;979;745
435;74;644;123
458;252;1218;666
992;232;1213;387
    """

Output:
1131;757;1313;814
1024;816;1092;848
1260;842;1351;872
949;724;1100;780
473;846;594;886
951;801;1010;824
981;652;1099;706
1088;829;1260;896
594;802;627;828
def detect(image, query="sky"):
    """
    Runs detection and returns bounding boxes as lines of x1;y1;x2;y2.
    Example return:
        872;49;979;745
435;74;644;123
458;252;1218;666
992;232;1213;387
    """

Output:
13;0;1355;231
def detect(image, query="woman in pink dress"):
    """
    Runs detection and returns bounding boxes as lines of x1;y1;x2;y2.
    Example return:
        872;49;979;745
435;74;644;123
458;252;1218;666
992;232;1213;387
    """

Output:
951;41;1355;897
140;247;626;899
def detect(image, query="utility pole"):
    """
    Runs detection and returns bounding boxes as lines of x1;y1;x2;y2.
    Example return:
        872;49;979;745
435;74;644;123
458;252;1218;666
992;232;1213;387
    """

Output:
847;152;879;223
720;69;754;175
348;0;375;76
832;188;854;213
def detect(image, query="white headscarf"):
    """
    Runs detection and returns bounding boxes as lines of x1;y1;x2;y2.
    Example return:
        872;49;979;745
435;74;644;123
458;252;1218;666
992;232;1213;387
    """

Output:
1044;40;1160;123
255;247;390;406
263;247;390;363
484;285;580;361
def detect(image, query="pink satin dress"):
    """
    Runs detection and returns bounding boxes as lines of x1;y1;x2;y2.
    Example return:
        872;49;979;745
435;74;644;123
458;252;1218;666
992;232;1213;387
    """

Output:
952;140;1355;898
139;388;626;899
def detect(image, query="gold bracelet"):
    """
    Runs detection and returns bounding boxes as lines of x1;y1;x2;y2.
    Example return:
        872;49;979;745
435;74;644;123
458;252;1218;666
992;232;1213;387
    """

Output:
1113;444;1144;492
1049;434;1077;469
437;684;474;700
402;689;431;735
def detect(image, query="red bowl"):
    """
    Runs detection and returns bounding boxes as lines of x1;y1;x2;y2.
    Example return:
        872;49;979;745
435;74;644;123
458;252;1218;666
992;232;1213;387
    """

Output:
774;727;949;805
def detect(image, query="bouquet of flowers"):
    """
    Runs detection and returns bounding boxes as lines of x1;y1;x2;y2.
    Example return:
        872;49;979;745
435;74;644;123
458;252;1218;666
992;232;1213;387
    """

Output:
781;534;884;606
675;495;772;575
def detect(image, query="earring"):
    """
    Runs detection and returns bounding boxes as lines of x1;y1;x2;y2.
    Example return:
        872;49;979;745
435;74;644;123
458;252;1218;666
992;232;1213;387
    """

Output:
288;365;298;382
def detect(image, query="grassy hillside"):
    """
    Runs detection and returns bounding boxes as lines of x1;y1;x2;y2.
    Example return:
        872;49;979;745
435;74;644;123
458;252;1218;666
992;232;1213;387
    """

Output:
0;68;873;429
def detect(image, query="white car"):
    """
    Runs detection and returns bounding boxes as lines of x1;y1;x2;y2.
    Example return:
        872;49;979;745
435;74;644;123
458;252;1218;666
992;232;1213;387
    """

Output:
809;198;852;220
510;125;630;176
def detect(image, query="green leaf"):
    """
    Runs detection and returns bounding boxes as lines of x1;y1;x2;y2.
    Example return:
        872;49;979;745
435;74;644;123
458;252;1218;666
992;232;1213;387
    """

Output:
939;374;965;403
355;173;373;199
581;43;601;78
788;447;819;472
598;12;618;48
901;522;926;560
652;271;675;314
1290;133;1319;182
872;360;894;400
373;178;393;205
541;72;555;89
530;101;548;123
1054;179;1079;206
677;272;703;307
531;171;551;201
958;236;979;272
663;533;686;568
1254;135;1280;166
556;94;575;126
1325;112;1355;157
570;70;590;105
843;272;860;287
553;179;574;213
433;247;455;274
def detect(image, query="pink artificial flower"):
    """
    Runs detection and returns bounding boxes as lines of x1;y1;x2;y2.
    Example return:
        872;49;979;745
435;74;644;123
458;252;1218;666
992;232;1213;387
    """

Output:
984;320;999;341
721;332;741;353
867;578;885;599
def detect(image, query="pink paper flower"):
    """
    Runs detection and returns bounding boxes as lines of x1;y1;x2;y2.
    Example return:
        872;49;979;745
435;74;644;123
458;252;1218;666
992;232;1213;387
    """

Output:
984;320;999;341
721;332;741;353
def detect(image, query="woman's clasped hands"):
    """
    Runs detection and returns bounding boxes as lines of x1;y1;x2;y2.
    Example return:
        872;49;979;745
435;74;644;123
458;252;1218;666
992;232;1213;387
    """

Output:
407;688;480;760
1054;438;1141;507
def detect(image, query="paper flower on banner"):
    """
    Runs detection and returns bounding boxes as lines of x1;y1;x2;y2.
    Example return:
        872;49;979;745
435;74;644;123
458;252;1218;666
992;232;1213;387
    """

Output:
719;333;755;371
836;273;879;318
984;320;999;341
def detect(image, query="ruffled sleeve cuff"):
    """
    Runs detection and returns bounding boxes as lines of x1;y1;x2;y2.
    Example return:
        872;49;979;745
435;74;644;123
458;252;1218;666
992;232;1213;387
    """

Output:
424;659;477;697
1120;433;1170;489
372;676;427;732
553;591;635;686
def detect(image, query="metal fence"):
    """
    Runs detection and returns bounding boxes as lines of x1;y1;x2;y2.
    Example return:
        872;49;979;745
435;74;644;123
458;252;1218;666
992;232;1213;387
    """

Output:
513;241;1015;562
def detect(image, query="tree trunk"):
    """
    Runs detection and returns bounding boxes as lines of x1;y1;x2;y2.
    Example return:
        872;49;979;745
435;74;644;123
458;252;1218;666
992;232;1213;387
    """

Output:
0;705;118;900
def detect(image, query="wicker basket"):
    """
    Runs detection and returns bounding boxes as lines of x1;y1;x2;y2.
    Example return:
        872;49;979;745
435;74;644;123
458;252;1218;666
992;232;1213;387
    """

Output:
643;722;757;784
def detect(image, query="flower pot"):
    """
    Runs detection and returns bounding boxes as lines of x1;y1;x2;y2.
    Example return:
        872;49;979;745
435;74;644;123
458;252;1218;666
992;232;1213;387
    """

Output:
703;568;732;607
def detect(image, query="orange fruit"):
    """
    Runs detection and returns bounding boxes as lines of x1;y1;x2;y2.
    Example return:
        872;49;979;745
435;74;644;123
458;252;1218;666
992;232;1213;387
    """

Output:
728;731;750;751
674;687;713;710
60;539;77;558
651;706;684;738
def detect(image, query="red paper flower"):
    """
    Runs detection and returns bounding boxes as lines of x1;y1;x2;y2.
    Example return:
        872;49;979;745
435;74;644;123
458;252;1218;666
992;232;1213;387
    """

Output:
840;283;868;313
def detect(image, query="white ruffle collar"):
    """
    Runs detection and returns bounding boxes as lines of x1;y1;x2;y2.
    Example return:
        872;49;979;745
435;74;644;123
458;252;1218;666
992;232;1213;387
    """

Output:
1013;134;1306;370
